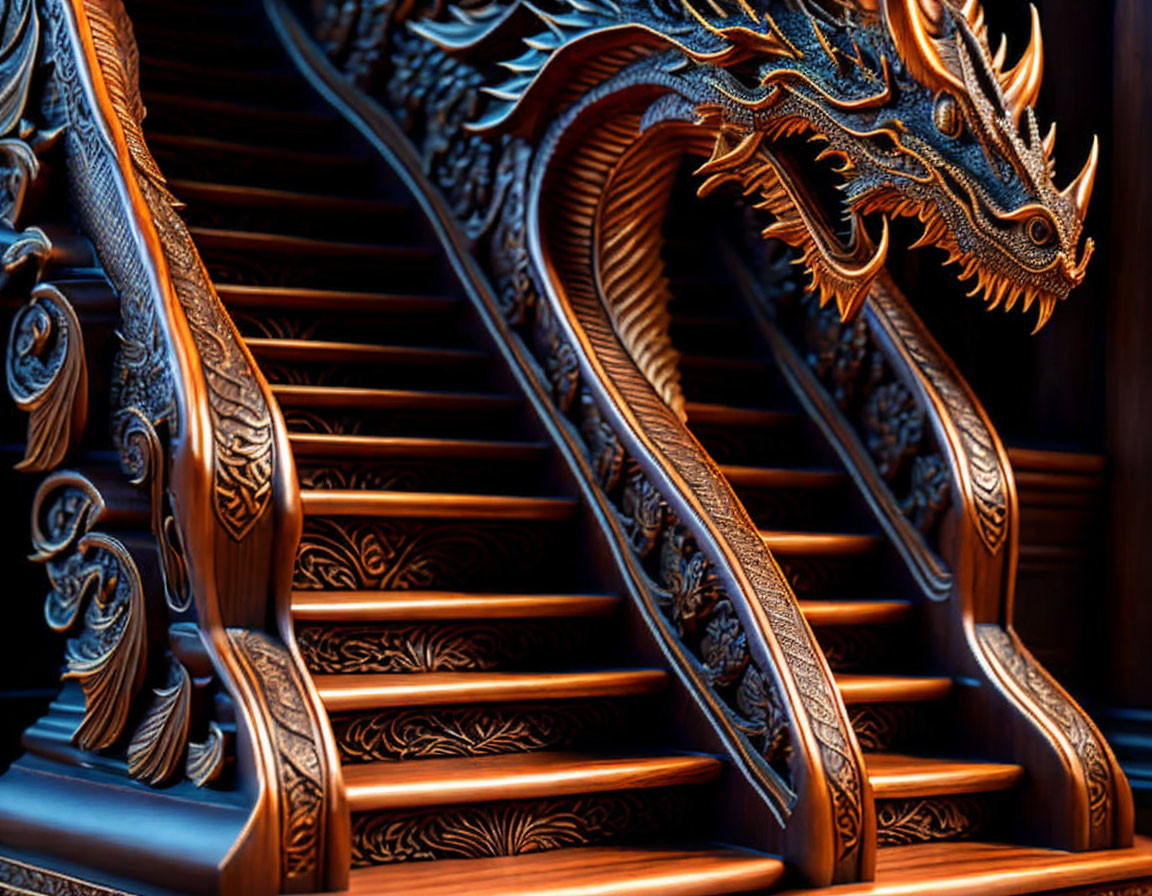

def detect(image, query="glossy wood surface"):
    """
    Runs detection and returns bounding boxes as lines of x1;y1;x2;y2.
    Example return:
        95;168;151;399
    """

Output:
865;754;1025;798
291;591;620;621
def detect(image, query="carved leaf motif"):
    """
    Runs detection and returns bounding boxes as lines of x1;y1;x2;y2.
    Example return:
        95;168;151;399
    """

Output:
186;722;229;787
659;525;719;636
700;600;749;688
0;0;39;149
7;285;89;472
900;452;951;533
128;659;191;785
61;533;147;751
579;390;625;493
862;380;925;479
620;469;667;558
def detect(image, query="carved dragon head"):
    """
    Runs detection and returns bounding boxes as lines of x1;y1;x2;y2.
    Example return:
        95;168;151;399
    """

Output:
410;0;1096;331
686;0;1096;329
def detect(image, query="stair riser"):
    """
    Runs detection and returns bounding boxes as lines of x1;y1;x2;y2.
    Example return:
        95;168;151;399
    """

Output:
148;144;374;194
876;793;1008;847
735;485;854;531
679;365;790;407
329;700;644;764
294;517;576;593
199;249;436;293
848;703;940;753
183;203;412;245
350;787;700;867
295;457;544;495
297;620;596;674
689;423;807;468
776;553;881;597
280;406;520;440
229;309;456;347
255;355;486;391
813;623;912;673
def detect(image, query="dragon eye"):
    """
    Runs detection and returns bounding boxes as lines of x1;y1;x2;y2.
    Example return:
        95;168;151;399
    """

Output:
1026;216;1055;247
934;93;962;138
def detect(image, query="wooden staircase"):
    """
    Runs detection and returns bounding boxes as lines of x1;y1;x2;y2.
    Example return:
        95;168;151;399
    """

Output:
100;0;1152;893
120;0;786;892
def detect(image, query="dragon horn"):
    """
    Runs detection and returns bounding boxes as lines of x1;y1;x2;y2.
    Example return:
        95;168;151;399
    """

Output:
882;0;964;95
1042;121;1057;160
1001;4;1044;126
1062;135;1099;222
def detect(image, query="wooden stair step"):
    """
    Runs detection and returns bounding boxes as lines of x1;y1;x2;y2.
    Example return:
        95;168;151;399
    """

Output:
288;433;546;460
760;530;885;556
316;669;667;711
342;750;723;812
190;227;436;260
772;837;1152;896
343;845;787;896
246;339;485;366
170;180;409;217
146;133;374;170
721;465;846;490
217;284;457;314
292;590;618;621
272;384;517;413
866;753;1025;799
835;674;953;705
300;490;577;520
679;354;768;373
798;599;913;627
684;402;798;429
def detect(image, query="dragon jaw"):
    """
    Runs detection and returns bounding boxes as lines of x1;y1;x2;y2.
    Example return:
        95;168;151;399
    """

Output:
686;0;1097;332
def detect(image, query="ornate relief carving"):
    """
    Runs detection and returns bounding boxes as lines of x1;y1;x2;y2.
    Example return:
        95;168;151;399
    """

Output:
6;283;88;472
331;702;626;762
847;703;922;753
30;472;146;751
297;621;571;674
875;795;991;846
295;518;552;592
351;789;688;866
127;658;191;785
229;629;326;883
0;856;135;896
978;625;1113;844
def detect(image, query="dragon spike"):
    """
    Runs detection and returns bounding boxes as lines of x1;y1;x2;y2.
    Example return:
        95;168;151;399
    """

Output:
881;0;965;95
1042;121;1057;159
1001;5;1044;126
1062;134;1099;222
991;33;1007;72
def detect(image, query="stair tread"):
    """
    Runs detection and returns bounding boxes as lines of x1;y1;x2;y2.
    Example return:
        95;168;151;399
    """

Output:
316;669;667;711
292;590;618;621
190;226;435;257
772;837;1152;896
344;845;787;896
300;489;577;520
170;179;408;214
288;433;546;460
271;384;517;411
720;465;846;489
343;750;723;812
760;530;884;555
683;402;798;428
866;753;1025;799
217;284;457;312
835;674;953;705
798;599;913;626
246;338;486;365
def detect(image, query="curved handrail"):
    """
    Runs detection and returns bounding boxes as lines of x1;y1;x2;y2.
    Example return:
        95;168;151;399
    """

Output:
42;0;347;888
742;259;1132;852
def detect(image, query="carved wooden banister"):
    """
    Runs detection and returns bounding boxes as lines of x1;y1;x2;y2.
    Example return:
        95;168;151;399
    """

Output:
276;0;871;885
0;0;345;891
738;259;1133;853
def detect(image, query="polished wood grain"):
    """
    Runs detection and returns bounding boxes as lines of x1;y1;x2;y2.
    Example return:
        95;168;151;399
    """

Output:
291;591;619;621
866;754;1025;798
146;132;375;171
835;675;953;705
315;670;667;711
288;433;546;461
270;384;518;413
247;338;484;366
299;490;578;520
216;283;457;313
773;838;1152;896
190;227;436;259
343;845;787;896
683;401;799;428
798;600;913;627
760;531;884;556
170;180;408;217
720;466;846;489
342;751;723;811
